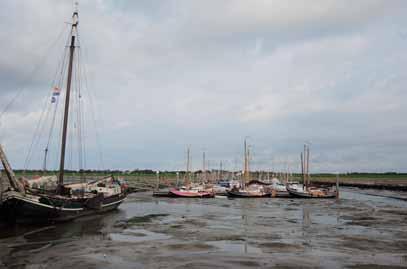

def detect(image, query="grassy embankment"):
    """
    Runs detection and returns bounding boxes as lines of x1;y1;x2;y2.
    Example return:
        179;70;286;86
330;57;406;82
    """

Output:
10;171;407;191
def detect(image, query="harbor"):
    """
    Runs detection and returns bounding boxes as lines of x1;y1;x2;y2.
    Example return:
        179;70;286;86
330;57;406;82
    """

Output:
1;189;407;268
1;1;407;268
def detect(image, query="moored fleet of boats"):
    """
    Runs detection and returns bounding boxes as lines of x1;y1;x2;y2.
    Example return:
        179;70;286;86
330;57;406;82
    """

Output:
153;141;339;199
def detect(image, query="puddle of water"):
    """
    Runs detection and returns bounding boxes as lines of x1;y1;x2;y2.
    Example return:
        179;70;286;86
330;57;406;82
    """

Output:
207;240;263;254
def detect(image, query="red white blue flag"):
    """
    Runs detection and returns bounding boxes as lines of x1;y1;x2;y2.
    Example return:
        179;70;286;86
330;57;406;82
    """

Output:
51;87;61;103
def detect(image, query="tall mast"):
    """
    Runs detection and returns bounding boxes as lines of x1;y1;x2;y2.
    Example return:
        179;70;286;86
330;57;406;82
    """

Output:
42;148;48;172
301;151;305;189
58;10;79;191
306;145;310;189
247;147;251;181
186;146;190;185
219;160;222;180
202;151;206;182
243;138;250;186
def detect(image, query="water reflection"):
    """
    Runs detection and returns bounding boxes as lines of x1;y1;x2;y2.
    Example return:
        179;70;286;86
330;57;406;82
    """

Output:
0;208;126;242
302;206;311;229
239;199;262;254
302;205;312;250
240;200;250;254
243;214;248;254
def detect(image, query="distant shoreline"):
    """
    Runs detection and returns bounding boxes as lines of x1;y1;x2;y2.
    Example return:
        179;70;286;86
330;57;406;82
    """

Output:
311;177;407;191
6;171;407;192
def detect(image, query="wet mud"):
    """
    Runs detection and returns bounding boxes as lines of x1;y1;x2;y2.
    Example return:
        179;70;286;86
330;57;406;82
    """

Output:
1;188;407;268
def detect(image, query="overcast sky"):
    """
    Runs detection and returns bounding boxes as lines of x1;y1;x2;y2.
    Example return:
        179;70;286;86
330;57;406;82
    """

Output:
0;0;407;173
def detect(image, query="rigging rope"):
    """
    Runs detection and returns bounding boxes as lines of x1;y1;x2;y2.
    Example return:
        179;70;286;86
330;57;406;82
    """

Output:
76;36;87;173
0;25;69;141
4;17;108;179
75;45;85;179
23;27;71;172
78;33;105;170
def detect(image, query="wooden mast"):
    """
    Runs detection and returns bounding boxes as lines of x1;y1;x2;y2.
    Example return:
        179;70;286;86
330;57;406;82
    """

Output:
247;146;251;182
303;144;308;190
306;145;310;189
219;160;222;180
243;138;248;187
185;146;191;186
58;10;78;192
202;151;206;183
301;151;305;189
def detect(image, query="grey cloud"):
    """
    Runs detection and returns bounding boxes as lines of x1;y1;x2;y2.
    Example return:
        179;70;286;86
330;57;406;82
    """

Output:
1;0;406;172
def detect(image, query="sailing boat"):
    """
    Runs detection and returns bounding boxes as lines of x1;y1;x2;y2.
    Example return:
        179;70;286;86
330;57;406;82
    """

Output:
227;138;269;198
169;147;214;198
0;9;127;223
211;161;229;196
286;144;337;198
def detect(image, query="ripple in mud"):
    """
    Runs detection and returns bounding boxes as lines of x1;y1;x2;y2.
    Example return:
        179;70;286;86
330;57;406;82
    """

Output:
165;242;215;252
181;218;207;226
226;259;262;267
377;208;407;216
257;242;305;253
346;265;407;269
174;261;229;269
340;236;407;252
114;213;169;228
109;229;170;243
342;214;379;227
205;234;244;241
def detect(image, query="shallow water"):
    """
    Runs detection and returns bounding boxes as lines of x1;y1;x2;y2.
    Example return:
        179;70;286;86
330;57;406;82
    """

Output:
1;188;407;268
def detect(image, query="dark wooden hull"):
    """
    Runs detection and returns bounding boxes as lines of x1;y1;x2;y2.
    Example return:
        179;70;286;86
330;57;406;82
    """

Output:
1;193;126;223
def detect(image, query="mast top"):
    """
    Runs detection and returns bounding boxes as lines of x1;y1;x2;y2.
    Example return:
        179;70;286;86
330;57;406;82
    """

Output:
72;3;79;29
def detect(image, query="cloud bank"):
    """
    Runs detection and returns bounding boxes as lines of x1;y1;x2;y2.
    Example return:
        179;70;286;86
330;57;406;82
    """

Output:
1;0;406;172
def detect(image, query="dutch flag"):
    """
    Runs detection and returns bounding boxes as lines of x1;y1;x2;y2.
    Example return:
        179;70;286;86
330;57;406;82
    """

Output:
51;87;61;103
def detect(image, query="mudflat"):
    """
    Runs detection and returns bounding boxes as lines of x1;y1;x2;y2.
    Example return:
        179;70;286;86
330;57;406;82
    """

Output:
1;189;407;268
